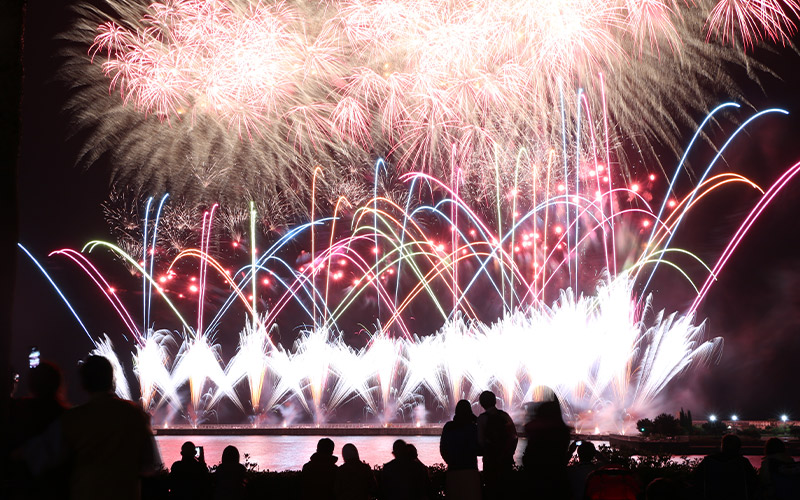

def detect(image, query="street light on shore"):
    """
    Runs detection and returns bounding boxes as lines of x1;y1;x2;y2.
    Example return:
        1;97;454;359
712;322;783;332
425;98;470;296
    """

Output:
731;415;738;421
709;415;717;422
781;414;789;423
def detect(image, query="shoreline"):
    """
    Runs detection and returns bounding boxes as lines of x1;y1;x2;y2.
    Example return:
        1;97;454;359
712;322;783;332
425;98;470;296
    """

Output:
154;424;446;436
153;425;800;455
609;434;800;455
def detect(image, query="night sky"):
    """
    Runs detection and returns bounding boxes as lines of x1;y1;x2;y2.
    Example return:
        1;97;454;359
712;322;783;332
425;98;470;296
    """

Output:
11;0;800;422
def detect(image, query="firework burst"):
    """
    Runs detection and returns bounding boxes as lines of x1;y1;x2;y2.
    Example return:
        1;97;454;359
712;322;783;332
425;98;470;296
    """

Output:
22;104;800;428
61;0;788;216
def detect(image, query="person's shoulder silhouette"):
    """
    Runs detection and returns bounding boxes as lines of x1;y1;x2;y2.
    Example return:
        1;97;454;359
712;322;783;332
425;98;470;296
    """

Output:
60;355;161;500
213;445;247;500
301;437;338;500
693;434;758;500
335;443;377;500
10;361;68;447
8;361;70;500
169;441;209;500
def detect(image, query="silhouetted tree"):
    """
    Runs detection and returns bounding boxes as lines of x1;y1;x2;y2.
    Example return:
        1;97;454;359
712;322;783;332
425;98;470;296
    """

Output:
738;426;761;439
653;413;680;436
679;408;693;435
637;418;654;436
701;420;728;435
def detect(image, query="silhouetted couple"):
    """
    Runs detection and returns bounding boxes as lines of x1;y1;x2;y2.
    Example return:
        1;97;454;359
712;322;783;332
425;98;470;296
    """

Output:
21;355;161;500
439;391;518;500
301;438;378;500
441;390;575;499
169;441;246;499
380;439;431;500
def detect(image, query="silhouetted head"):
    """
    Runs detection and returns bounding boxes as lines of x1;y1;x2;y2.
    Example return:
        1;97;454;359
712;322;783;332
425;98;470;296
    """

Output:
407;444;418;460
78;355;114;394
316;438;335;456
221;445;240;465
479;391;497;409
180;441;197;459
536;400;565;422
29;361;62;399
392;439;408;459
577;441;597;463
764;437;786;456
454;399;476;423
720;434;741;454
646;477;681;500
342;443;360;463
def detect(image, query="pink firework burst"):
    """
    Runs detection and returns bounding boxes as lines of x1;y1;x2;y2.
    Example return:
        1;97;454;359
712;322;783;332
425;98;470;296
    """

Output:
706;0;800;48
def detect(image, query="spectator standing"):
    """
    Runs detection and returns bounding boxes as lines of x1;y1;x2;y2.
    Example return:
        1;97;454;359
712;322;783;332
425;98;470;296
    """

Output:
692;434;758;500
9;361;68;447
759;437;800;500
440;399;481;500
522;397;571;499
335;443;377;500
170;441;210;500
302;437;338;500
25;355;162;500
8;361;69;499
477;390;517;500
213;445;247;500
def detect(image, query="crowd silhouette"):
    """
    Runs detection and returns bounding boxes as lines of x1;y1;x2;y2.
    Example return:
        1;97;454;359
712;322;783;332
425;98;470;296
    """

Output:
4;356;800;499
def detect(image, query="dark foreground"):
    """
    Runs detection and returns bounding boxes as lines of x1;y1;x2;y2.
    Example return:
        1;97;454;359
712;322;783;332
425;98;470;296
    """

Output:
135;447;710;500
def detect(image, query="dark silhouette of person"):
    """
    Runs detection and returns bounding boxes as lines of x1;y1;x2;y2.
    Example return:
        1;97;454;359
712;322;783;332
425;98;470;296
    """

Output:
758;437;800;500
567;441;602;500
9;361;68;447
407;443;432;499
692;434;758;500
522;396;571;499
169;441;209;499
335;443;378;500
213;445;247;500
24;354;162;500
476;390;517;500
8;361;69;499
302;437;339;500
440;399;481;499
380;439;428;500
